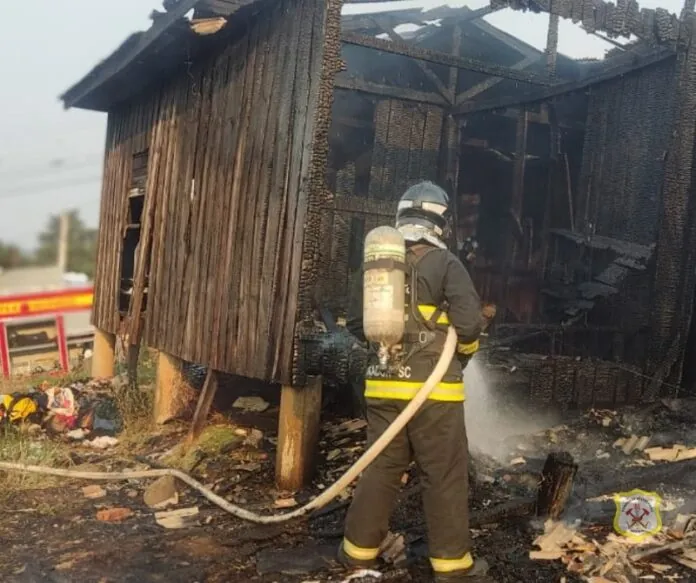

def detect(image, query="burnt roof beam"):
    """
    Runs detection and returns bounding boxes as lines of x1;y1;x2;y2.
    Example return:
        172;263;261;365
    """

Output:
340;32;555;86
340;6;501;35
456;55;540;104
368;17;453;104
333;76;448;106
61;0;202;109
452;47;676;116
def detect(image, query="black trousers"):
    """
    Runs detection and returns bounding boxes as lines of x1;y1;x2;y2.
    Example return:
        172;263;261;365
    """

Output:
343;398;473;573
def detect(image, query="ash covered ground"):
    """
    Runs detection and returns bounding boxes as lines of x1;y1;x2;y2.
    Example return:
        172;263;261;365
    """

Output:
2;365;696;583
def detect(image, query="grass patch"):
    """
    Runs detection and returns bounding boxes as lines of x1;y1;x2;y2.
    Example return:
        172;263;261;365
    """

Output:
112;347;159;448
0;426;72;495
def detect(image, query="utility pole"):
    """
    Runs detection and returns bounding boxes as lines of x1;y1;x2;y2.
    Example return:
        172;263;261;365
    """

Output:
57;212;69;274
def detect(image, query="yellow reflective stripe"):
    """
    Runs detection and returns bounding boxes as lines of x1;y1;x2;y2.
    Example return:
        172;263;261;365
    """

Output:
342;538;380;561
365;380;465;402
430;552;474;573
457;339;480;355
417;304;450;325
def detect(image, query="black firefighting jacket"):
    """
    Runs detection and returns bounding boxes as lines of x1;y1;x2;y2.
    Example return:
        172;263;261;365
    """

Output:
346;241;483;402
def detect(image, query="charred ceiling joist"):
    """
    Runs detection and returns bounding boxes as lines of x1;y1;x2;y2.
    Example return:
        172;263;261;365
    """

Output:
452;47;677;116
341;32;556;87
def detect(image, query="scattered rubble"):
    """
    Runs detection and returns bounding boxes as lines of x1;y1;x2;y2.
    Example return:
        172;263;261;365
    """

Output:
256;544;335;576
232;396;270;413
82;485;106;499
274;496;299;509
530;516;696;581
96;507;133;522
144;475;178;509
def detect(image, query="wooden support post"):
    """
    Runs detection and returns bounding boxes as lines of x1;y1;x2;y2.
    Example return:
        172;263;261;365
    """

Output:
185;368;219;447
154;351;196;425
510;108;529;264
276;376;323;491
535;451;578;520
91;328;116;379
441;23;462;251
127;342;140;387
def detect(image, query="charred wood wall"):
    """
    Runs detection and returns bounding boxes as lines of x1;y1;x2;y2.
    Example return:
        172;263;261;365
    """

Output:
92;0;341;386
536;60;677;370
316;97;444;317
577;60;677;246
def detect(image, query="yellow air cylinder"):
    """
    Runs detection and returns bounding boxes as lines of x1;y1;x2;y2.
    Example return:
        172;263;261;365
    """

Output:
363;226;406;363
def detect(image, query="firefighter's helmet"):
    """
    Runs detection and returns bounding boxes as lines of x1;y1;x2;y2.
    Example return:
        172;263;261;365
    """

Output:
395;181;451;240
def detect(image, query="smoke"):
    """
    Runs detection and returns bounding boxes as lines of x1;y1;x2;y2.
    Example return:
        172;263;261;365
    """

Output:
463;357;560;461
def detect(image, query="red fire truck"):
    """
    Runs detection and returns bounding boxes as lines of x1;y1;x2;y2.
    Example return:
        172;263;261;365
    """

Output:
0;287;93;377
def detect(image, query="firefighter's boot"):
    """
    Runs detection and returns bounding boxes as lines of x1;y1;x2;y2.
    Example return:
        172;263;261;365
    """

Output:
433;558;490;581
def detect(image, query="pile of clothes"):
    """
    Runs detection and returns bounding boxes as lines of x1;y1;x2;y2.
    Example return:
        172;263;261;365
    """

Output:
0;385;100;433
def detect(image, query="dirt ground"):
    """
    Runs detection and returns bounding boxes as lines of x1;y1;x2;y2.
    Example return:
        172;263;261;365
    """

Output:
2;375;696;583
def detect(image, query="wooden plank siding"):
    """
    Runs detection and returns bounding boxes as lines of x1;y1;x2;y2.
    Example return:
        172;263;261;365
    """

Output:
92;0;342;386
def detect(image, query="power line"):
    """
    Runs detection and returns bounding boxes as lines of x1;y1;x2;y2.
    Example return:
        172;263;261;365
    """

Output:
0;176;103;201
0;158;104;184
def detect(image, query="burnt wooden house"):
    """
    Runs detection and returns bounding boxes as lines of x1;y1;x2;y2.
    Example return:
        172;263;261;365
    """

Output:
62;0;696;488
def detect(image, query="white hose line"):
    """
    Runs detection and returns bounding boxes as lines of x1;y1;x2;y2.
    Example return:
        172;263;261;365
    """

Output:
0;327;457;525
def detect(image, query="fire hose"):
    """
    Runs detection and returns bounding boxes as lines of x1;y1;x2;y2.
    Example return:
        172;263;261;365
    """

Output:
0;326;457;525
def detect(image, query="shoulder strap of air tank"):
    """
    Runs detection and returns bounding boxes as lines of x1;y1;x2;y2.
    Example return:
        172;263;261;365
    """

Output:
406;243;439;265
406;244;445;330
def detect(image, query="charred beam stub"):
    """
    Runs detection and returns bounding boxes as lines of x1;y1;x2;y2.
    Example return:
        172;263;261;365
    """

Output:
546;6;560;78
334;76;448;106
535;451;578;520
340;32;554;86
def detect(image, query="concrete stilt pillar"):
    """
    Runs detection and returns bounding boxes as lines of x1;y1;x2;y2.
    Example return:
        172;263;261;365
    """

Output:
154;351;195;425
91;328;116;379
276;376;323;491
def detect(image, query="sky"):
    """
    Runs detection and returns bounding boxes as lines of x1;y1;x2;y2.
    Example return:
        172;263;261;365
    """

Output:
0;0;679;249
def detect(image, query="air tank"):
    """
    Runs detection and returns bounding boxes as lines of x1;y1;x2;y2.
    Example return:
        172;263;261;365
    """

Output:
363;226;406;366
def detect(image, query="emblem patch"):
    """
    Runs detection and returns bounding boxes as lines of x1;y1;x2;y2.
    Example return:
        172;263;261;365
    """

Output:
613;489;662;540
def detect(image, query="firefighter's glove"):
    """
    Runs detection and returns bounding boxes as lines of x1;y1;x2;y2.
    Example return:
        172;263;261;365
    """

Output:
481;304;497;332
457;339;479;369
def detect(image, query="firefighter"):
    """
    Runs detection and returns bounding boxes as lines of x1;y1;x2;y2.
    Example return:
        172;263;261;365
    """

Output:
338;181;489;581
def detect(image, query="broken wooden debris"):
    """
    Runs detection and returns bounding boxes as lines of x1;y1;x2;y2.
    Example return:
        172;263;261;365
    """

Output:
535;451;578;520
644;445;696;462
613;435;652;455
529;515;696;580
379;531;407;565
185;369;220;448
155;507;199;529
